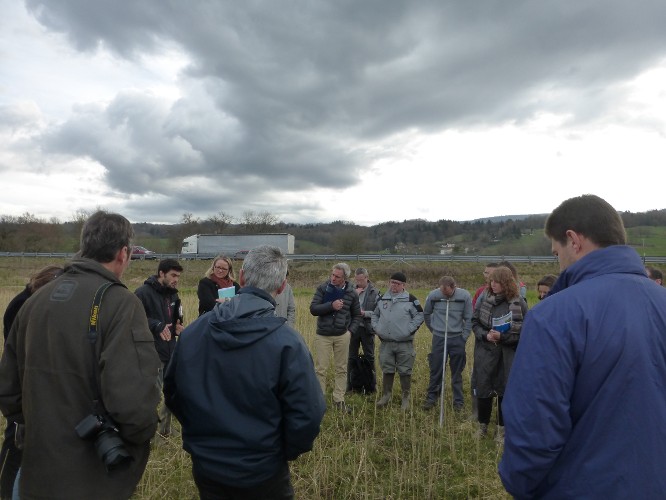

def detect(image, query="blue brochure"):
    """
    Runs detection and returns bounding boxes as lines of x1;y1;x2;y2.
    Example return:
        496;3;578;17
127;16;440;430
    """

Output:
492;311;512;334
323;284;345;303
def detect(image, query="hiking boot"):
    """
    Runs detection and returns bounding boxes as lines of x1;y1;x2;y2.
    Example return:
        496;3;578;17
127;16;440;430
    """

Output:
422;399;436;411
477;423;488;438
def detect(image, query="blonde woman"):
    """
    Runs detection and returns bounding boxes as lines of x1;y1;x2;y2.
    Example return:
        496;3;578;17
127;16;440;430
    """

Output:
197;255;240;315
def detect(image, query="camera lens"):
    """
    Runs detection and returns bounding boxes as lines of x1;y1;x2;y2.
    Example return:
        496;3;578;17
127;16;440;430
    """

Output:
94;429;133;472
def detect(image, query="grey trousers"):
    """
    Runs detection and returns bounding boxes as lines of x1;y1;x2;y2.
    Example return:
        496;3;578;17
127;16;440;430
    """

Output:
425;334;466;407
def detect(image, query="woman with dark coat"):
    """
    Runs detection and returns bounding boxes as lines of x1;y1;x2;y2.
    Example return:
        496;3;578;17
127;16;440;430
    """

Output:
471;266;528;441
197;255;241;316
1;264;63;498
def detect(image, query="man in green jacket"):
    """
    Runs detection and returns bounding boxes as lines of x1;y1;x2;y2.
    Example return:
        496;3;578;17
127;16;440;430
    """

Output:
0;211;161;500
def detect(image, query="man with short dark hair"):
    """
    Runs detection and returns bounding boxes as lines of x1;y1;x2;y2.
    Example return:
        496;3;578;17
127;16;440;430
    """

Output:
0;211;161;499
422;276;472;412
165;246;325;499
500;195;666;498
135;258;184;438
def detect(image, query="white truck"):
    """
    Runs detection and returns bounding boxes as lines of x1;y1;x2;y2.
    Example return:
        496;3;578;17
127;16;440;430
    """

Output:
180;233;295;257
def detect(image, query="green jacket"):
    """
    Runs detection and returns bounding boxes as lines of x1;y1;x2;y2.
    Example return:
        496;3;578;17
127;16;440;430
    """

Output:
0;258;161;500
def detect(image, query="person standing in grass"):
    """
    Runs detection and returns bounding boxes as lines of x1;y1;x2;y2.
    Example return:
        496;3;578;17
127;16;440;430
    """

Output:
274;269;296;327
134;258;184;439
197;255;241;316
536;274;557;300
0;264;63;499
165;245;325;500
347;267;380;393
471;266;527;440
500;194;666;499
310;263;362;412
372;272;424;410
422;276;472;412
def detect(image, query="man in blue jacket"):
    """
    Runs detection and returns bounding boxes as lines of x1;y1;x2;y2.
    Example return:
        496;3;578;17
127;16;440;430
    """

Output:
164;245;325;499
499;194;666;499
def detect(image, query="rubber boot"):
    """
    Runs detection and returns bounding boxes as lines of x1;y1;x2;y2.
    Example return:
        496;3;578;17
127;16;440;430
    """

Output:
469;394;478;422
376;373;394;407
400;374;411;411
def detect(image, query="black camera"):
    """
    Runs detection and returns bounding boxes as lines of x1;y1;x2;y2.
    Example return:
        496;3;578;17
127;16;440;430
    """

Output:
75;414;133;472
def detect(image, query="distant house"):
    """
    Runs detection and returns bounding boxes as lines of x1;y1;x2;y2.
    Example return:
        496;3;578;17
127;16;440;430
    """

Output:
439;243;456;255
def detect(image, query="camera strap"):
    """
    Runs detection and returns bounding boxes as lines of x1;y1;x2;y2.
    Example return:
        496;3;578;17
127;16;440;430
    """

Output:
87;281;121;415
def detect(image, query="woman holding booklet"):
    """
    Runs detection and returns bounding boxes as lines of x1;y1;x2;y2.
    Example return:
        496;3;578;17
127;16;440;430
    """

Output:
197;255;241;315
471;266;528;441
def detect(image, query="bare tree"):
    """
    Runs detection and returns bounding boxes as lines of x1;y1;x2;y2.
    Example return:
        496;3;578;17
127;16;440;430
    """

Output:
241;210;279;232
208;211;235;234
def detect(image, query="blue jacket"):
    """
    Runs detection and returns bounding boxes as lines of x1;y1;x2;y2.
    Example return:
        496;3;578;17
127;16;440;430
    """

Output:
164;287;325;488
499;246;666;499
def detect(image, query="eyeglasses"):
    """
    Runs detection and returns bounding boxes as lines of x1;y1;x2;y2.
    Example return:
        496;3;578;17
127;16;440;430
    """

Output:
389;280;404;286
214;266;229;272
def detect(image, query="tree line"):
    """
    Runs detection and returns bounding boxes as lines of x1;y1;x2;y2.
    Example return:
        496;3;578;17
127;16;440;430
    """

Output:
2;208;666;255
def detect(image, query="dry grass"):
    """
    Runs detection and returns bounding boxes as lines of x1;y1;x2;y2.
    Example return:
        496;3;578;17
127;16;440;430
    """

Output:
0;257;535;499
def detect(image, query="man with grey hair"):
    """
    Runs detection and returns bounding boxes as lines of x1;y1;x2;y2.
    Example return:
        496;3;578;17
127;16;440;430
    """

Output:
422;276;472;412
165;245;325;499
310;263;362;412
0;211;161;499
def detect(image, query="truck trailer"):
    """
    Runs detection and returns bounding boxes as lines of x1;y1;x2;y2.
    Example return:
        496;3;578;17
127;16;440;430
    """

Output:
180;233;295;257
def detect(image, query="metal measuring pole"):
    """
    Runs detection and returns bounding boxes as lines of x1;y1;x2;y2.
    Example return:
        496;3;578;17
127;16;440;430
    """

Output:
439;298;450;427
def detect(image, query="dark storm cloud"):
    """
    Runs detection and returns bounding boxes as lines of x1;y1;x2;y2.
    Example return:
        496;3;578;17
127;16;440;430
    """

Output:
22;0;666;218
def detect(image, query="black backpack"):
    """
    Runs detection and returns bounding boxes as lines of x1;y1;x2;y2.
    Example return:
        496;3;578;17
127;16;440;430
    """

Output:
349;355;376;394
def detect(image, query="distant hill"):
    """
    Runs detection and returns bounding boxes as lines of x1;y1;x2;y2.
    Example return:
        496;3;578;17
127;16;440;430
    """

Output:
466;214;549;223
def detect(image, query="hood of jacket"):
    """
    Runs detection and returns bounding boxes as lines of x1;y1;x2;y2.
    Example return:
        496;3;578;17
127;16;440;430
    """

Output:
204;286;285;351
549;245;646;296
143;274;179;295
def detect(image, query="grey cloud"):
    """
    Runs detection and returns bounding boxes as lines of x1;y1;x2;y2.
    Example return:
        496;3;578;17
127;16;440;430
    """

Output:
21;0;666;220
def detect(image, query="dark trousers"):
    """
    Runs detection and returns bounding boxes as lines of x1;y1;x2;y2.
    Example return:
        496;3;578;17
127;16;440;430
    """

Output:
347;326;375;389
477;396;504;425
193;464;294;500
425;334;466;406
0;423;21;500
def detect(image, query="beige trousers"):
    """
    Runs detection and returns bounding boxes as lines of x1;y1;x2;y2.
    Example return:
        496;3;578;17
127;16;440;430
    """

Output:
314;332;351;403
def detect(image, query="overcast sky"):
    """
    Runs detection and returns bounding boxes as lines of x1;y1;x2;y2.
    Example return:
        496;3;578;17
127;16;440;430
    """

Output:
1;0;665;226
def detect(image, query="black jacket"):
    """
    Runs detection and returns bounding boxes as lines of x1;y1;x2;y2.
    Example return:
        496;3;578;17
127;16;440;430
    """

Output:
164;287;325;487
135;276;181;365
310;280;362;336
3;286;31;342
197;277;241;316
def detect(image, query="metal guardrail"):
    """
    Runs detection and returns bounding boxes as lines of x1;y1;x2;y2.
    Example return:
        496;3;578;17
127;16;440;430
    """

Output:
2;252;665;264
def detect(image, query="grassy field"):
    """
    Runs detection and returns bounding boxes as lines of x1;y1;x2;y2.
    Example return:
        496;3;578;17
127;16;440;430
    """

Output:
0;257;563;499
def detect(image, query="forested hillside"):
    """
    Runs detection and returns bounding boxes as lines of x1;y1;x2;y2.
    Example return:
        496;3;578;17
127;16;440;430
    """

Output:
2;209;666;256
